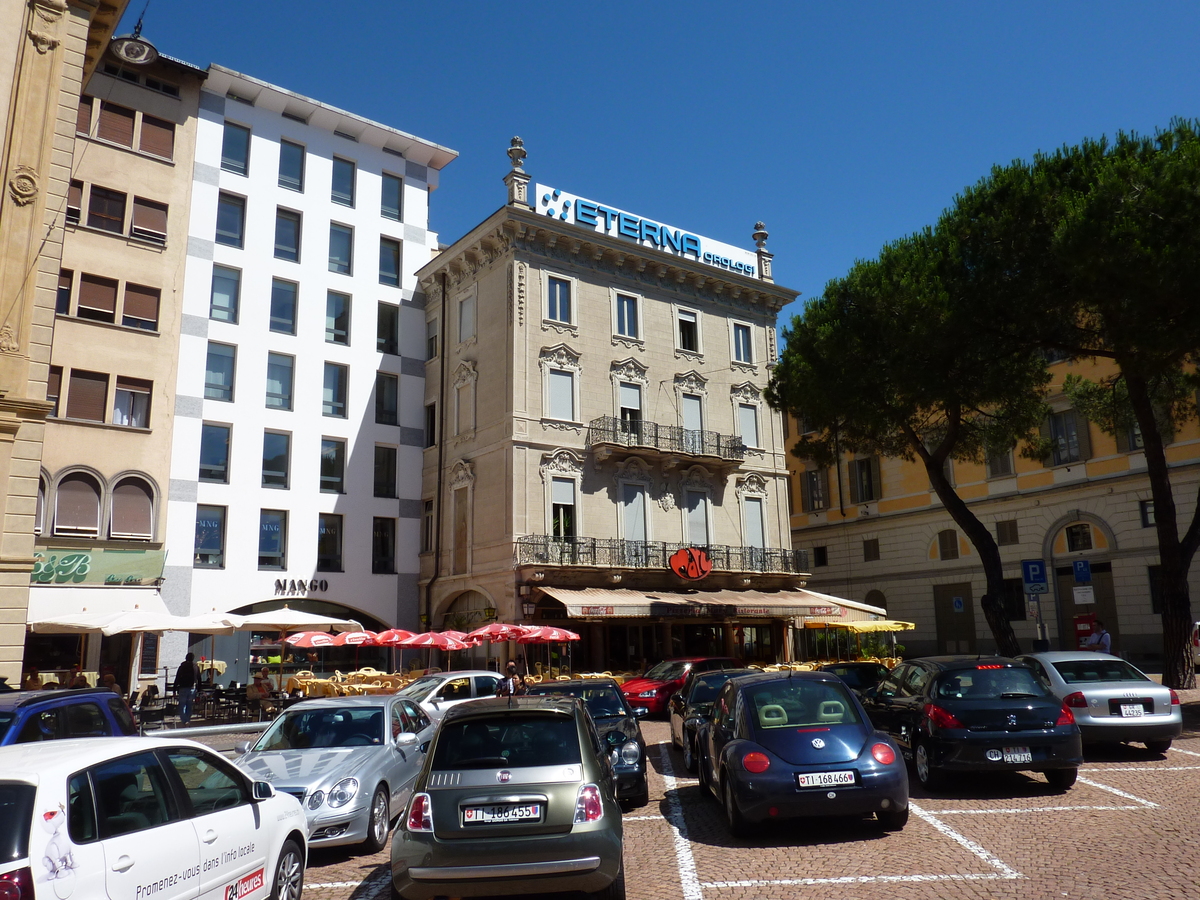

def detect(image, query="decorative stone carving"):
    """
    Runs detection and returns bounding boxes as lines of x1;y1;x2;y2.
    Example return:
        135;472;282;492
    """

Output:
658;488;677;511
27;29;58;53
674;371;708;395
0;325;19;353
8;166;38;205
680;465;714;492
539;343;581;371
541;419;583;435
504;137;530;207
611;335;644;351
610;358;648;385
448;459;474;491
736;473;769;497
540;449;584;482
452;360;477;389
31;0;67;24
674;348;704;363
541;320;578;337
731;360;757;375
613;457;653;485
767;326;778;363
731;382;762;404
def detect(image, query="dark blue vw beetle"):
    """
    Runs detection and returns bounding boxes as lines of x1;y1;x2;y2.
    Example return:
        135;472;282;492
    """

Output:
696;670;909;836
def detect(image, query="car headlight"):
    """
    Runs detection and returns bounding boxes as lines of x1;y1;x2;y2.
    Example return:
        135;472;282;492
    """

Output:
327;778;359;809
620;741;640;766
307;790;325;810
637;690;657;698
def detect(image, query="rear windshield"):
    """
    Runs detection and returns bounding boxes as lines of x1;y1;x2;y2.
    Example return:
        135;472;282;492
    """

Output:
746;680;861;730
526;685;629;719
936;667;1049;700
1052;660;1150;684
254;706;385;750
432;715;582;769
823;666;882;690
644;661;689;681
0;712;13;743
0;782;36;863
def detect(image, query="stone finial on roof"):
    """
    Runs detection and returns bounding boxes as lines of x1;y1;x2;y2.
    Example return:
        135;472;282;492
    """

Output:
504;136;531;208
753;222;774;283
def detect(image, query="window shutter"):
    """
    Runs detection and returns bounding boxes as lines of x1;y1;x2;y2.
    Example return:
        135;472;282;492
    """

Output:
1038;417;1053;465
47;367;61;401
138;115;174;159
97;101;135;146
55;475;101;534
816;467;829;509
132;197;168;241
1114;426;1130;454
799;471;812;512
1073;410;1092;460
122;284;159;326
76;96;92;135
78;275;117;315
870;457;882;500
65;370;108;421
68;180;82;212
110;479;153;539
848;460;860;504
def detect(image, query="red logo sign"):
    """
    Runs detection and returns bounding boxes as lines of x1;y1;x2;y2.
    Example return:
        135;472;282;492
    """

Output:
669;547;713;581
225;868;264;900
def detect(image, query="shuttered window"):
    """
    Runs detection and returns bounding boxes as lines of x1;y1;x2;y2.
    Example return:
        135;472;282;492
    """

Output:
548;369;574;421
77;275;117;323
76;96;92;135
54;474;102;536
138;115;174;159
96;101;134;146
66;370;108;421
112;377;151;428
131;197;168;243
122;284;159;330
110;479;153;539
938;529;959;560
47;366;62;417
738;403;759;449
86;187;125;233
67;181;82;223
57;270;73;315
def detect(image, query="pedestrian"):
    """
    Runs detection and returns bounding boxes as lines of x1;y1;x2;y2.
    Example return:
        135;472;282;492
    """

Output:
1084;619;1112;654
174;652;202;725
495;661;528;697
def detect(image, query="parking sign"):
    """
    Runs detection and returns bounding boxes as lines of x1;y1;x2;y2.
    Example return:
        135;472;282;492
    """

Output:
1022;559;1048;594
1073;559;1091;583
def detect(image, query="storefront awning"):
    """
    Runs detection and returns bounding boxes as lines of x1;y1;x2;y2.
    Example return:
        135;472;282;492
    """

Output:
796;588;888;623
27;587;170;633
539;587;828;619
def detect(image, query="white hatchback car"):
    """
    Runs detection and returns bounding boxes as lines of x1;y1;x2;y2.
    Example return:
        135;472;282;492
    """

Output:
0;736;307;900
395;670;502;723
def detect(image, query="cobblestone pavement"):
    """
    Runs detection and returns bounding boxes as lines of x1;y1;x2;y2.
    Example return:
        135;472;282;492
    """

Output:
198;692;1200;900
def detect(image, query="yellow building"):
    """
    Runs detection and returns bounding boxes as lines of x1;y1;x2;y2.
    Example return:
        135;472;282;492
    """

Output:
785;356;1200;666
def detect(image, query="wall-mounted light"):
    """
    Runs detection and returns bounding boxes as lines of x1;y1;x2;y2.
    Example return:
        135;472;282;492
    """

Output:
484;607;496;620
522;600;537;618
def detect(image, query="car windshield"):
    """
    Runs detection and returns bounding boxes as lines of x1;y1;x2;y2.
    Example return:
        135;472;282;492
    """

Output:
254;706;385;750
936;667;1049;700
526;684;629;718
397;675;443;700
1051;660;1150;684
0;712;13;743
746;680;862;730
643;661;689;681
431;714;582;769
0;782;35;864
689;673;738;704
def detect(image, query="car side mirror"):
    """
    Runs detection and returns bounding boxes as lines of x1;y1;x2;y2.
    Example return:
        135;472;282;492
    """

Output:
862;687;877;701
396;732;419;747
235;741;252;755
251;781;275;801
633;707;650;718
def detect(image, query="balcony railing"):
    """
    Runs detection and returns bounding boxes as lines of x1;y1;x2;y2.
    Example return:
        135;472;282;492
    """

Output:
586;416;745;462
516;535;809;575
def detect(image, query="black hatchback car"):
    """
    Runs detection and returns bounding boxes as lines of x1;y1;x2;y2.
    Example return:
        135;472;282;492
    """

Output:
860;656;1083;791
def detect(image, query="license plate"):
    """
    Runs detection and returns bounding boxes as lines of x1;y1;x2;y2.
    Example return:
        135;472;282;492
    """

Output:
462;803;542;825
1002;746;1032;764
796;770;856;788
1120;704;1145;717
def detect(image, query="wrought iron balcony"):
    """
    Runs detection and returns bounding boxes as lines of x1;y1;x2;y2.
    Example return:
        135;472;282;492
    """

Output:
515;535;809;575
586;416;745;464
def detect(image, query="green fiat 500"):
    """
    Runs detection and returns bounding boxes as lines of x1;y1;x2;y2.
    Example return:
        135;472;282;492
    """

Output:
390;696;625;900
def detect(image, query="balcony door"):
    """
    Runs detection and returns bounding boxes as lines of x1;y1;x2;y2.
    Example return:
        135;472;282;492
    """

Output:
619;382;643;444
682;393;703;454
621;483;648;566
685;490;709;546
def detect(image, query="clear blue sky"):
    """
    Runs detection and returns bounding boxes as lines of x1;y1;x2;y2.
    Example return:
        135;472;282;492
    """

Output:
127;1;1200;326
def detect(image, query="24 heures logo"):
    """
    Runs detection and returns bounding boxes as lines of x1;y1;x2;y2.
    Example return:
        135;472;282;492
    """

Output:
224;868;264;900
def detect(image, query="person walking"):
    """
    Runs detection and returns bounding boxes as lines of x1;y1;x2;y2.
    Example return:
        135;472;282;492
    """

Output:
495;661;528;697
174;652;202;725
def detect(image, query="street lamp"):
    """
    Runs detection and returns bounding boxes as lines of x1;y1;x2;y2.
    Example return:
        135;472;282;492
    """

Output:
522;600;537;620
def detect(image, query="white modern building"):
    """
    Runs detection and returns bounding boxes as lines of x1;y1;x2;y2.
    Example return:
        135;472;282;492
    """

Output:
162;66;456;682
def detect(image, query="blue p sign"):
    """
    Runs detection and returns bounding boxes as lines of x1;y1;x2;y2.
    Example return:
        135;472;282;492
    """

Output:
1022;559;1048;594
1073;559;1092;583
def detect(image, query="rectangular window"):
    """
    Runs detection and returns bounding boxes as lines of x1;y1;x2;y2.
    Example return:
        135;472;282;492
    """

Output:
1048;410;1089;466
685;490;709;545
376;372;399;425
425;317;438;360
377;303;399;355
551;477;576;538
130;197;168;243
328;223;352;273
270;279;297;334
204;342;236;401
372;517;396;573
802;468;827;512
374;445;397;498
421;500;434;552
57;269;73;315
548;369;575;421
322;363;347;417
733;323;753;363
738;403;759;448
1148;564;1162;614
278;140;304;191
139;116;174;159
112;377;151;428
452;487;469;573
1066;523;1093;552
209;266;240;323
262;431;290;488
47;366;61;417
317;513;343;571
615;293;638;339
258;510;287;569
379;237;401;286
275;209;302;261
986;447;1014;478
863;538;880;562
220;121;250;175
458;294;476;342
619;381;642;436
1140;500;1155;527
320;439;346;493
97;101;135;146
681;393;703;452
849;457;880;503
76;95;92;135
677;308;699;352
265;352;294;410
65;370;108;422
77;274;118;323
744;496;765;549
622;483;647;543
996;519;1019;546
813;545;828;567
87;186;126;233
938;529;959;560
194;505;226;568
424;403;436;447
1002;578;1027;621
199;423;230;483
381;173;402;220
215;193;245;247
325;291;350;345
547;276;571;323
122;283;159;330
67;179;82;224
331;157;356;206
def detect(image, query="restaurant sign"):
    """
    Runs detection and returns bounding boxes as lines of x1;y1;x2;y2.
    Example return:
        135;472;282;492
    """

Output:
581;606;615;616
31;546;165;586
808;606;848;618
669;547;714;581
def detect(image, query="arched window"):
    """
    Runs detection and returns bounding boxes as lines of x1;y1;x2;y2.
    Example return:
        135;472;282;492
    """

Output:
937;529;959;560
35;477;46;535
54;473;101;536
865;590;887;611
110;477;154;540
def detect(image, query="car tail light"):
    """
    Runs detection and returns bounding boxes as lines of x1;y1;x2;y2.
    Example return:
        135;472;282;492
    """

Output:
976;664;1004;669
573;784;604;824
406;792;433;832
923;704;964;730
1056;704;1076;726
742;752;770;773
1064;691;1088;708
1171;689;1181;706
0;868;33;900
871;743;896;765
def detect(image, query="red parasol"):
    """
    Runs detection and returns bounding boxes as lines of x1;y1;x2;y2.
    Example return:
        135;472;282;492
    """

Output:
284;631;337;648
467;622;531;642
397;631;471;651
375;629;416;646
517;626;580;643
332;630;380;647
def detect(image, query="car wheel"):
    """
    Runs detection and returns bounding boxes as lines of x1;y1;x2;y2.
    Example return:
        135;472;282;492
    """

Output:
590;852;626;900
683;736;697;774
1045;767;1077;791
361;786;390;853
271;840;304;900
914;741;943;791
876;806;909;832
1145;739;1172;754
723;777;751;838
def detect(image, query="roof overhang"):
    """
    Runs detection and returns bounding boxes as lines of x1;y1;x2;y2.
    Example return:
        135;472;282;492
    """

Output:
538;587;824;619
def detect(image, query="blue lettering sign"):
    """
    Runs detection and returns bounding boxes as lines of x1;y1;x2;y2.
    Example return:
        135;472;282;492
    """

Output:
617;212;640;239
681;234;702;258
596;205;619;229
661;228;682;252
639;219;661;245
575;199;599;227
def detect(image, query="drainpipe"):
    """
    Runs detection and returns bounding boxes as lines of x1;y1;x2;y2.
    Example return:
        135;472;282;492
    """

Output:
424;270;450;635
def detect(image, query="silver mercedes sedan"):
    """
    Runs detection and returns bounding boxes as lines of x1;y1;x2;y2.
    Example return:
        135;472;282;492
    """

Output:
236;695;435;853
1016;651;1182;752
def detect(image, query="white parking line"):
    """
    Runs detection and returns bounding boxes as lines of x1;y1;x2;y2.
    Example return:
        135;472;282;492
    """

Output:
1168;746;1200;758
702;873;1019;888
1081;765;1200;772
1076;775;1158;808
908;801;1023;879
625;813;668;821
921;805;1142;814
658;743;704;900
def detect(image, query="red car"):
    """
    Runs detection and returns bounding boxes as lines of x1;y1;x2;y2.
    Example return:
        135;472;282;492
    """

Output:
621;657;740;715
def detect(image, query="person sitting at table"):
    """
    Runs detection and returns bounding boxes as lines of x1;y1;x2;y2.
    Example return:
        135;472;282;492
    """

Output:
246;667;277;716
67;672;90;689
22;667;42;691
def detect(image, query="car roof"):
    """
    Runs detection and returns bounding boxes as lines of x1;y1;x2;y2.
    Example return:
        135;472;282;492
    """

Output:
0;735;219;781
0;688;116;711
694;668;754;682
904;656;1022;671
727;670;845;688
414;669;499;680
527;678;620;690
1018;651;1131;664
439;696;579;723
277;695;395;710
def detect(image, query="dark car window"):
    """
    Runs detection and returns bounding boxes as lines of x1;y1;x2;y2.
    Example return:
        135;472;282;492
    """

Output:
107;698;136;735
473;675;501;697
688;673;738;705
644;661;690;681
936;667;1049;700
0;712;14;743
16;708;58;742
746;680;862;729
1051;660;1150;684
526;684;629;719
91;751;180;837
0;781;35;862
432;715;582;769
400;700;431;732
64;702;109;737
255;706;386;749
397;674;442;699
876;667;904;699
67;772;97;843
712;683;735;729
163;748;249;815
902;666;931;698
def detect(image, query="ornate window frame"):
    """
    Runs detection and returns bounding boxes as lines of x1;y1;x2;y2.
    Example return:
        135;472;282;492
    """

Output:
730;382;763;451
540;449;585;536
673;302;704;360
610;287;644;349
735;472;770;549
541;268;578;335
673;370;708;430
451;360;477;441
614;458;654;542
448;459;475;574
728;317;757;373
539;344;582;427
678;465;715;545
456;282;477;349
609;358;649;419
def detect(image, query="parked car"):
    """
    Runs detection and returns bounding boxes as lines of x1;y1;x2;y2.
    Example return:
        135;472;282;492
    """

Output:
818;662;893;697
620;657;740;715
668;668;753;773
1192;621;1200;669
237;695;435;853
1016;651;1182;752
526;677;650;807
860;656;1083;791
391;696;625;900
0;736;306;900
0;688;136;745
396;669;503;722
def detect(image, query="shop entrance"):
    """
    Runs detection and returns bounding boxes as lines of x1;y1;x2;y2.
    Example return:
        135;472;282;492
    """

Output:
1055;562;1118;651
99;632;133;694
932;583;977;654
736;624;776;662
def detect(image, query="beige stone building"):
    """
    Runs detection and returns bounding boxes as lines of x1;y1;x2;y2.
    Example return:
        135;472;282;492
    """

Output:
785;357;1200;666
417;142;809;672
0;0;129;687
